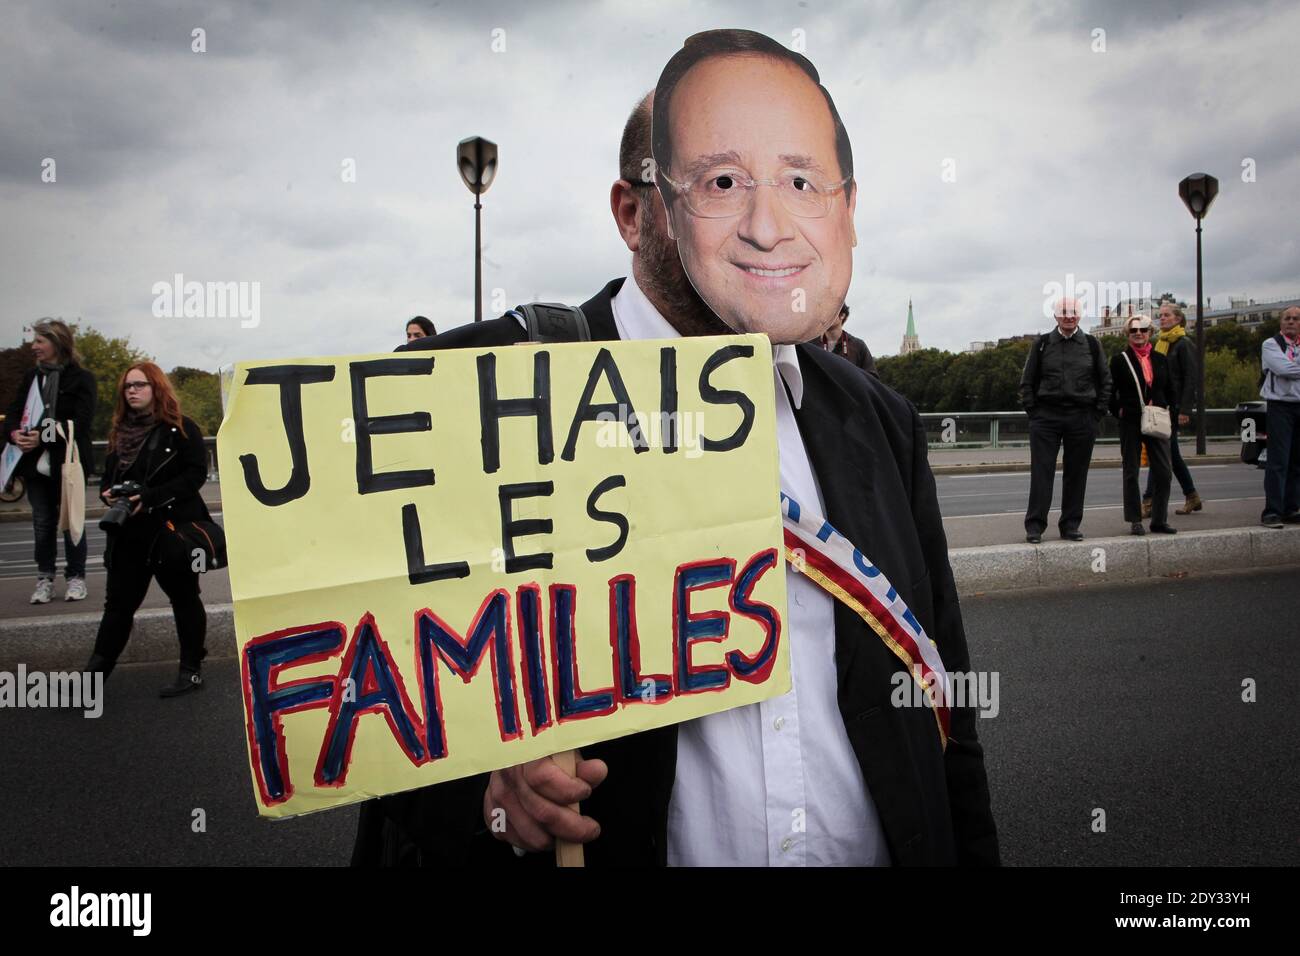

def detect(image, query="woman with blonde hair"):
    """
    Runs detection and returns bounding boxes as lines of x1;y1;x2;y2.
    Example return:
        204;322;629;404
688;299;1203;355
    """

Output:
85;362;215;697
1109;315;1179;535
2;320;96;603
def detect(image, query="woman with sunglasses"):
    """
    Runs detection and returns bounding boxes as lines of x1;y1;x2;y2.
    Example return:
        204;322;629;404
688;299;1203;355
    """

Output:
1109;315;1179;535
85;362;213;697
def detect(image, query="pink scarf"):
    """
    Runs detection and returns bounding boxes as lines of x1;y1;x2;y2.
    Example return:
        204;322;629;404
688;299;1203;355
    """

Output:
1132;343;1153;387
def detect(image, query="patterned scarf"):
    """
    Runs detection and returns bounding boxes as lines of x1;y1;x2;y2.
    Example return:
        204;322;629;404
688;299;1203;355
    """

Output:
1154;323;1186;355
114;409;156;471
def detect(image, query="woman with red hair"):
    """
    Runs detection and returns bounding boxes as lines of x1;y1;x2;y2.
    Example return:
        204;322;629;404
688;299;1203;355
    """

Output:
86;362;214;697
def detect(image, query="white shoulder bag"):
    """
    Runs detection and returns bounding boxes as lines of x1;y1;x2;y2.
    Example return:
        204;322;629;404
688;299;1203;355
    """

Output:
1122;353;1171;440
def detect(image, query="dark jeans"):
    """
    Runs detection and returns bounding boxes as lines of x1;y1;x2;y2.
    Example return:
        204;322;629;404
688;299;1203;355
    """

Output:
93;532;207;670
1025;404;1097;536
27;470;87;579
1121;421;1172;525
1145;415;1195;499
1263;400;1300;519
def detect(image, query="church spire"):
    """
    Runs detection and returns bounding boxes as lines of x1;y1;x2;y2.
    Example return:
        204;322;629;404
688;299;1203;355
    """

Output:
900;299;921;354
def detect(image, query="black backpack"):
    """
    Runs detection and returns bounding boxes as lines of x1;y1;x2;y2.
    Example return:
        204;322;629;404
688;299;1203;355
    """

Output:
1257;333;1288;389
508;302;592;343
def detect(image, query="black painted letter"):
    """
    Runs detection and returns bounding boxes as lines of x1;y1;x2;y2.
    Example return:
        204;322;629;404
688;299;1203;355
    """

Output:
498;481;555;573
238;364;336;506
351;358;436;495
478;351;554;474
699;345;756;452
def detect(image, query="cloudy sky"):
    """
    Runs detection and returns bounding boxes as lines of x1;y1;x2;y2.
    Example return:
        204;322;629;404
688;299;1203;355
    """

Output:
2;0;1297;369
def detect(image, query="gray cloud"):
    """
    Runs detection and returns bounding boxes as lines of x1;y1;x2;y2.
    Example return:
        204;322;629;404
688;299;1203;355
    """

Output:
1;0;1296;370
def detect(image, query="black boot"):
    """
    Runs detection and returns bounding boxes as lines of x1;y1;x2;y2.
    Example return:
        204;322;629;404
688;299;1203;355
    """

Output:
84;653;115;679
160;666;203;698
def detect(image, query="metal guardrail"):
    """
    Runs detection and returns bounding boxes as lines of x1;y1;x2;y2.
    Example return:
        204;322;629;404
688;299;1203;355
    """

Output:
918;409;1242;449
73;411;1242;477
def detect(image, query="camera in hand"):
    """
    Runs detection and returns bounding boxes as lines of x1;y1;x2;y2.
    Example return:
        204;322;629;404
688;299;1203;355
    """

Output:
99;481;145;531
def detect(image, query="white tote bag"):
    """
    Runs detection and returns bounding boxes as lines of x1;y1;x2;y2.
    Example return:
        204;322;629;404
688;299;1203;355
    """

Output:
56;421;86;547
1122;353;1172;440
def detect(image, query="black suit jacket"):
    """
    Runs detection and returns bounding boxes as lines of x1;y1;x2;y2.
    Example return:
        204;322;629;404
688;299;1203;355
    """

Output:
355;278;999;867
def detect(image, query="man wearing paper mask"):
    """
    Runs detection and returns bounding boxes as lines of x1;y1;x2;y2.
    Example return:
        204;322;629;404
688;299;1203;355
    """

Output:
645;29;995;866
364;29;998;867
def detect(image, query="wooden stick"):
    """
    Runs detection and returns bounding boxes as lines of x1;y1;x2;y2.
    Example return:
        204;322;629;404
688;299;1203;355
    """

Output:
553;749;585;868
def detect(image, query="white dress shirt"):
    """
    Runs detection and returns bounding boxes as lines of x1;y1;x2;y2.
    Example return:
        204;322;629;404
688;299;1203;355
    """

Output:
603;275;889;867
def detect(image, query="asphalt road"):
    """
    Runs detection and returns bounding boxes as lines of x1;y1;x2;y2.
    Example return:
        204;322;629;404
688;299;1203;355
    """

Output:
0;565;1293;866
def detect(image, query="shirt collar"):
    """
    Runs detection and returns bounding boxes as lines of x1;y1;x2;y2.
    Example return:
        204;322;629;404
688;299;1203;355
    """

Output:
613;274;805;409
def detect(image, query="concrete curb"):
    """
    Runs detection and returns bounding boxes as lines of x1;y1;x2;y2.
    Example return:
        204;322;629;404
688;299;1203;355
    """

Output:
0;603;235;671
929;454;1240;475
950;525;1300;594
4;526;1298;670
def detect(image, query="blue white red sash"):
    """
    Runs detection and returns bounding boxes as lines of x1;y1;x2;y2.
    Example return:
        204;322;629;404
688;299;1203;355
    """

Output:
780;491;951;747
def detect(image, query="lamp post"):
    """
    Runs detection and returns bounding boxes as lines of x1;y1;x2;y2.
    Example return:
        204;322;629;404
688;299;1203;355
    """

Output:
457;136;498;322
1178;173;1219;455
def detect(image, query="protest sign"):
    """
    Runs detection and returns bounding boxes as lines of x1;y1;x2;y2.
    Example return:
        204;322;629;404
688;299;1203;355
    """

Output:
0;377;44;492
217;335;790;817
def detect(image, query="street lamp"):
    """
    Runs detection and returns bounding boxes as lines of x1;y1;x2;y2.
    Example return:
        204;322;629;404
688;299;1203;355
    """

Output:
457;136;498;322
1178;173;1219;455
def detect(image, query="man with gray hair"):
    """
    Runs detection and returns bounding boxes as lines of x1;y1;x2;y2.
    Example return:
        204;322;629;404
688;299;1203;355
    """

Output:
1018;296;1112;543
1260;304;1300;527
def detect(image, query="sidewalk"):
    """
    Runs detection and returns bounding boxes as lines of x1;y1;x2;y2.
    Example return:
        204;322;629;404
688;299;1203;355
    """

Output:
927;440;1241;474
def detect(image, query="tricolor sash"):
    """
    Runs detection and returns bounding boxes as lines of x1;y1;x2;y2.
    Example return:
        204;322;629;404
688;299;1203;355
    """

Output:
780;491;951;747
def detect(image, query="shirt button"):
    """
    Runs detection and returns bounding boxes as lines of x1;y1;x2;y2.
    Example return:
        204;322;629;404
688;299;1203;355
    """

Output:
780;837;793;853
773;717;785;731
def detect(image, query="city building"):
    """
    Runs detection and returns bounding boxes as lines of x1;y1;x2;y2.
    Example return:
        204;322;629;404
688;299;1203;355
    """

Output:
1090;298;1177;337
1194;296;1300;329
899;299;921;354
1090;295;1300;334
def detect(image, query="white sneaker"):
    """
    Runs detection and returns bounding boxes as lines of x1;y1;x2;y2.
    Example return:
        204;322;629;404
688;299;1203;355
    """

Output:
30;578;54;604
65;577;88;602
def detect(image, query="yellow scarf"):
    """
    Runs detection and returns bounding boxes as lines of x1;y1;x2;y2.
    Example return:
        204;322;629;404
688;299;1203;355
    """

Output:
1155;324;1186;355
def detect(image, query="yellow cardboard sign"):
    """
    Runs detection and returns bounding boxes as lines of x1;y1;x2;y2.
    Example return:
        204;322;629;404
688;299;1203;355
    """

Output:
217;335;790;817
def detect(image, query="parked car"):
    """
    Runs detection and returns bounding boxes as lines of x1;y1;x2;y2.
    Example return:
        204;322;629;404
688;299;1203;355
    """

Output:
1237;401;1268;468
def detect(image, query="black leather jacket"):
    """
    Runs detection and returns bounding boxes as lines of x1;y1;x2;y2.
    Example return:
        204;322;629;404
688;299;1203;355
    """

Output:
100;416;211;546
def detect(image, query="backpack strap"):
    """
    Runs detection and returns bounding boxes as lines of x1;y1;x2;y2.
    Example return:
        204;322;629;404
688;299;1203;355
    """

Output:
511;302;592;344
1031;332;1051;389
1260;333;1290;389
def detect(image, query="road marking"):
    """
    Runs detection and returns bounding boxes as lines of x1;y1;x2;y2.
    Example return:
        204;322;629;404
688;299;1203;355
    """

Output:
944;496;1264;520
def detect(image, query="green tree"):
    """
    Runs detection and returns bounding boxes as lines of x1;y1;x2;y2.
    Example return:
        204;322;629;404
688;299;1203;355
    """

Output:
1203;349;1259;408
73;324;153;440
169;367;222;436
877;348;956;411
0;342;35;429
1204;321;1256;362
